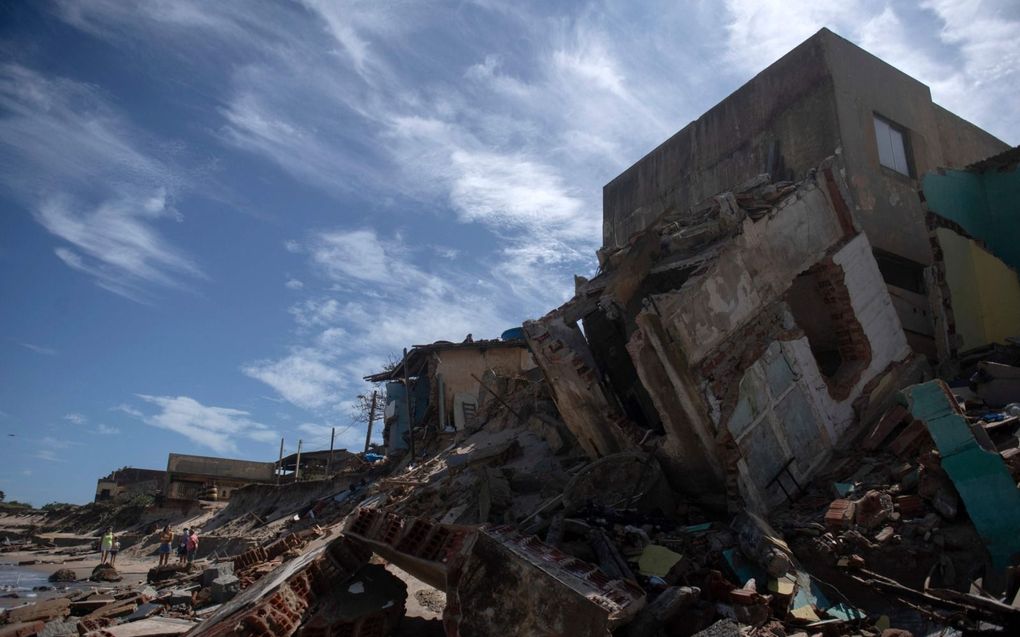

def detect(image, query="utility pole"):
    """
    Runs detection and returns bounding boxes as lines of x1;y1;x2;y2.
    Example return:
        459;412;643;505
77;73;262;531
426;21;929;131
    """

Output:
402;348;415;460
364;390;378;454
295;439;303;481
327;427;335;477
277;438;284;485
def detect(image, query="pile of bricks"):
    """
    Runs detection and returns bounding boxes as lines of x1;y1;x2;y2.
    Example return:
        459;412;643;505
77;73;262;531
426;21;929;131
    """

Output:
194;536;372;637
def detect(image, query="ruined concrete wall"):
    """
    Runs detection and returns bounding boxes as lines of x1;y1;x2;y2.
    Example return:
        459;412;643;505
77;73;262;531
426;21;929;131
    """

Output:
651;180;848;365
602;30;841;249
167;454;276;483
434;347;533;418
523;317;637;458
719;234;911;511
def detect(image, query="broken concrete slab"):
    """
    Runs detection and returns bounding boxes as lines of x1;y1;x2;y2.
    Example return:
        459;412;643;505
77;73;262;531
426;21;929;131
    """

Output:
209;575;239;604
199;564;233;588
447;525;646;636
39;619;78;637
82;617;194;637
343;507;646;636
68;599;114;617
124;604;162;622
5;598;71;624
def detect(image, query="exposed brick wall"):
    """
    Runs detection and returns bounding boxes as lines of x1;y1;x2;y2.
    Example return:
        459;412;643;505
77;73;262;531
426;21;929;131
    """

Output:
806;257;872;400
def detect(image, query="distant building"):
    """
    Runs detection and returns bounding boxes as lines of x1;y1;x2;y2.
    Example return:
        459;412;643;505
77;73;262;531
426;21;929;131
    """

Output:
602;27;1009;360
94;467;167;502
165;453;277;501
365;337;536;453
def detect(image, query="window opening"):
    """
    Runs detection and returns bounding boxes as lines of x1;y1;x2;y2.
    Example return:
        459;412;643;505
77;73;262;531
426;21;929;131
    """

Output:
874;115;911;176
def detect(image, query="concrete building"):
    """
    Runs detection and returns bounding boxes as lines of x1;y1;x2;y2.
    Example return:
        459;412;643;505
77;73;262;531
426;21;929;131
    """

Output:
166;453;277;501
365;338;535;453
94;467;167;502
602;27;1009;360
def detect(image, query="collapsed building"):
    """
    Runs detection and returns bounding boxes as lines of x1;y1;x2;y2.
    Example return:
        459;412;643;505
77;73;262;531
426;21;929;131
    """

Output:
525;27;1017;519
365;336;536;453
94;468;168;502
526;158;922;514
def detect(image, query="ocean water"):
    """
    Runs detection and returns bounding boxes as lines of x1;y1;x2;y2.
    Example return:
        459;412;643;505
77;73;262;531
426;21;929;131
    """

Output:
0;562;61;609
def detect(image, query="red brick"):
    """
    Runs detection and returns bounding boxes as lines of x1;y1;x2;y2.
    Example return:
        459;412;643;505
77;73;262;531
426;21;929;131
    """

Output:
824;499;855;531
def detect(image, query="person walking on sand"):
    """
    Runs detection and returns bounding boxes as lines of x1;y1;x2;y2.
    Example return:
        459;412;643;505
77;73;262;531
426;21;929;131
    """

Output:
186;528;199;566
100;527;114;564
158;525;173;566
110;538;120;567
177;528;189;565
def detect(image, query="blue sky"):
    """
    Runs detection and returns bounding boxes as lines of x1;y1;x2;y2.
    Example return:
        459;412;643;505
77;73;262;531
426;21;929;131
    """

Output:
1;1;1017;506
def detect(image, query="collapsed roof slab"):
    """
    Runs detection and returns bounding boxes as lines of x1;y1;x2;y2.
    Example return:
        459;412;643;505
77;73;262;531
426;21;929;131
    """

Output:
342;507;646;637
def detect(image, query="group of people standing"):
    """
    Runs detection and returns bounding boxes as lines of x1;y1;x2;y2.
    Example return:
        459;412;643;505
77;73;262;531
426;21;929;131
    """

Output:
101;525;199;568
157;525;199;566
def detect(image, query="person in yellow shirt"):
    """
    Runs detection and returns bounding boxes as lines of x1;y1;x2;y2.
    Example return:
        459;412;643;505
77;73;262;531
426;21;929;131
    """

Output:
100;527;114;564
158;525;173;566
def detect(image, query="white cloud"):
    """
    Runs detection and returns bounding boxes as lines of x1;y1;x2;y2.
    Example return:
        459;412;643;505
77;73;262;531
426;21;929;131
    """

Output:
243;350;347;411
95;424;120;435
64;413;87;425
126;395;279;454
0;64;202;301
310;230;395;285
285;278;304;290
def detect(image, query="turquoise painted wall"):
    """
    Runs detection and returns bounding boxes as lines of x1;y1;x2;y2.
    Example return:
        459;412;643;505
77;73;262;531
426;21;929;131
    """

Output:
903;381;1020;570
384;377;430;452
923;164;1020;272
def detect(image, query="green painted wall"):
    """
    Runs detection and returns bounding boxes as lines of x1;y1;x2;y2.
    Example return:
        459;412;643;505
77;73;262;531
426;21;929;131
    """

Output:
903;381;1020;570
923;163;1020;272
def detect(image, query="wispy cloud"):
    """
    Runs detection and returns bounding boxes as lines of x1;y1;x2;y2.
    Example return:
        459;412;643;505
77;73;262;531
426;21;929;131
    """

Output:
34;435;81;462
19;342;57;356
244;226;510;413
64;413;87;425
121;395;278;454
95;424;120;435
35;190;204;301
0;64;203;301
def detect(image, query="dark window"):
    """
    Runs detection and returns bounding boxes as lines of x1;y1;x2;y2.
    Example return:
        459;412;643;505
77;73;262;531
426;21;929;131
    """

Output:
873;250;926;293
874;115;911;176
